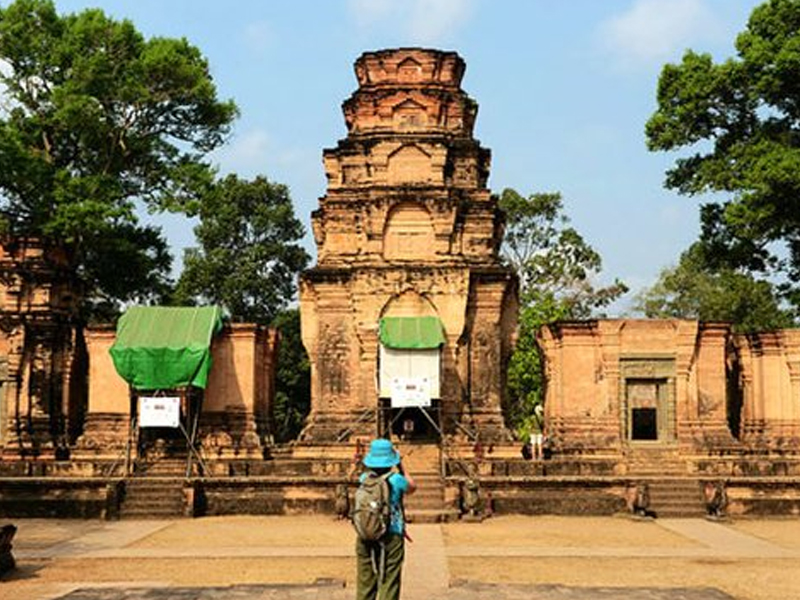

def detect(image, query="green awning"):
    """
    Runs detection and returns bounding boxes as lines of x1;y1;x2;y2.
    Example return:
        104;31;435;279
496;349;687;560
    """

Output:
379;316;446;350
110;306;224;390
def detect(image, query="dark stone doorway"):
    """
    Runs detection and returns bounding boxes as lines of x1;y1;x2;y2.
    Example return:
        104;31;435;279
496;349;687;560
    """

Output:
631;407;658;441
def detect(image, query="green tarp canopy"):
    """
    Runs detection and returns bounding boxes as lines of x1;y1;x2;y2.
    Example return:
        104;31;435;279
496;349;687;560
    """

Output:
110;306;224;390
379;316;446;350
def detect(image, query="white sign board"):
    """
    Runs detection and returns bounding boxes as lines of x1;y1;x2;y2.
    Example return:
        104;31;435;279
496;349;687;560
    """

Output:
379;346;440;399
139;396;181;428
390;377;431;408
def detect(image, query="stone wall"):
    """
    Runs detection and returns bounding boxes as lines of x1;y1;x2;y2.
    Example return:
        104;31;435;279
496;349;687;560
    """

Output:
0;238;82;457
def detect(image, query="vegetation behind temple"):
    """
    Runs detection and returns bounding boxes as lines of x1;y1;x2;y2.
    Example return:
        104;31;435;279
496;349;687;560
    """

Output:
499;188;628;439
0;0;237;322
645;0;800;325
174;175;311;442
0;0;312;441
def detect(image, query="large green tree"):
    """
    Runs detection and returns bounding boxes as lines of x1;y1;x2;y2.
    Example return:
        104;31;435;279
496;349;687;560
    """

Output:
0;0;237;318
499;188;627;436
176;175;311;442
175;174;310;324
635;243;793;333
645;0;800;315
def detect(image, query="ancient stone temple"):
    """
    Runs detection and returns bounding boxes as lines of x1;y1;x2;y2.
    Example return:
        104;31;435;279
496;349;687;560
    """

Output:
300;48;518;443
538;319;800;473
0;238;84;457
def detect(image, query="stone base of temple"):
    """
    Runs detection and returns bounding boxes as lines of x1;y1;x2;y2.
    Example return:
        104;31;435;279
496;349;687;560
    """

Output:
72;413;131;459
458;408;514;443
546;416;623;456
741;421;800;452
298;409;380;443
198;409;263;459
1;414;62;460
3;441;800;517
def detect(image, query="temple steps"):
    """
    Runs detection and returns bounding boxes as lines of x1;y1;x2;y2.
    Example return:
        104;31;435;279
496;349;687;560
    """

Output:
134;458;190;477
119;477;186;519
645;478;706;518
395;443;458;523
625;446;688;476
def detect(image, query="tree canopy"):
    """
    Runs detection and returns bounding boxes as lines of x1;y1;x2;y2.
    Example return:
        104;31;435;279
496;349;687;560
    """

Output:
499;188;627;437
645;0;800;315
270;308;311;443
175;174;310;324
0;0;237;318
634;243;794;333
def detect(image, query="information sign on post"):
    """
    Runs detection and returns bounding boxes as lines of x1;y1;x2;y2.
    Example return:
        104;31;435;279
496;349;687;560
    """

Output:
390;377;431;408
139;396;181;428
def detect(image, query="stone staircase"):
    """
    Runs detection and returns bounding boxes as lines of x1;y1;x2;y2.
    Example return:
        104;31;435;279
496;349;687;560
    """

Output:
120;458;188;519
396;443;458;524
625;445;687;476
645;478;705;517
625;446;705;517
120;477;186;519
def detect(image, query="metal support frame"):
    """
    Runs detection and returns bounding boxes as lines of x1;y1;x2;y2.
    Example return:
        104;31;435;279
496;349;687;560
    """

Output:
127;387;210;478
379;400;443;440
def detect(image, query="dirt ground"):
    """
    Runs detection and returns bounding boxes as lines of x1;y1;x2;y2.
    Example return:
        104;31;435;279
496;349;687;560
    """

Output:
447;557;800;600
5;515;800;600
442;515;699;548
443;516;800;600
23;556;354;585
728;518;800;550
129;514;355;548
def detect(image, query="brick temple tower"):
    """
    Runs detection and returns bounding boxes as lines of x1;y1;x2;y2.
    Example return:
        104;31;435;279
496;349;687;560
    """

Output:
300;48;518;443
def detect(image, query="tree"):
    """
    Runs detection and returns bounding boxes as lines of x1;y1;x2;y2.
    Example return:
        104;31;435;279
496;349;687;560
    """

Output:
175;174;310;324
176;175;310;441
635;243;793;333
0;0;237;318
270;308;311;443
645;0;800;315
499;188;627;436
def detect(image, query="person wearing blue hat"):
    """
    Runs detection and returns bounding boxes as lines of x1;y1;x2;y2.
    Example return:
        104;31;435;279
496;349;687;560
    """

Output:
355;438;417;600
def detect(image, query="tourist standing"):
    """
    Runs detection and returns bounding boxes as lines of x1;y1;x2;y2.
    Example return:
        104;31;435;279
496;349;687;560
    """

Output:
531;403;545;460
355;438;416;600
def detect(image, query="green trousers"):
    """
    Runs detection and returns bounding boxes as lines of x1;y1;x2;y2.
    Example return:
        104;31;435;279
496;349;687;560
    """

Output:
355;533;405;600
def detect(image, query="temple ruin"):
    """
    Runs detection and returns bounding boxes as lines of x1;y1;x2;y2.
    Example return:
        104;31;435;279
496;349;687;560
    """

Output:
1;48;800;519
539;320;800;472
299;48;518;443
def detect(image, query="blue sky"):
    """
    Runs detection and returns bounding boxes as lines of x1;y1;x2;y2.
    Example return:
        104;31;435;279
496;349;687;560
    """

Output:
51;0;763;314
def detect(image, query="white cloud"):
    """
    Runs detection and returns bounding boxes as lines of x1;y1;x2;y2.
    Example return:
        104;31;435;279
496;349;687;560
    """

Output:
598;0;724;69
408;0;476;44
211;129;271;176
349;0;397;28
348;0;476;45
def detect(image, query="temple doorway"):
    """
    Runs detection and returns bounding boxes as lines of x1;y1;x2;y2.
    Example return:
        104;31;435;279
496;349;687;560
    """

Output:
625;377;674;443
620;358;676;445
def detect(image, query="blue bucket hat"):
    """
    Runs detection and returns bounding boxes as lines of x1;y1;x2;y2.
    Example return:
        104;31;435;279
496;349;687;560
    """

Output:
363;438;400;469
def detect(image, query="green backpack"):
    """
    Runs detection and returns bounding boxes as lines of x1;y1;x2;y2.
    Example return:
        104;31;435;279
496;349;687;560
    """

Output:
351;471;392;542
